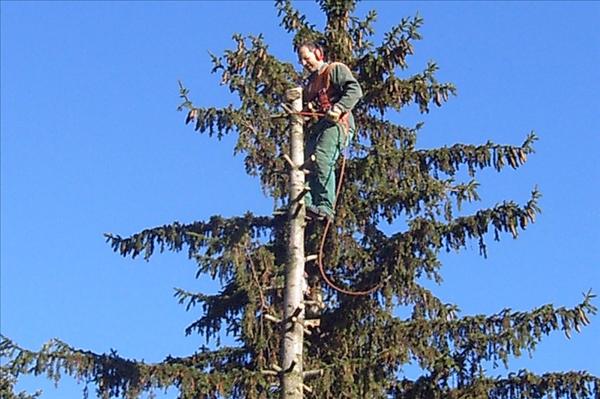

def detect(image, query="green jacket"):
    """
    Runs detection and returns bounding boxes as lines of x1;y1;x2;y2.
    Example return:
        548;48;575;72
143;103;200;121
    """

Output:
304;62;363;131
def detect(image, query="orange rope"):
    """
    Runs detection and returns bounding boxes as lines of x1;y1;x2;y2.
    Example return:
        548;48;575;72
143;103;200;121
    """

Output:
315;135;381;297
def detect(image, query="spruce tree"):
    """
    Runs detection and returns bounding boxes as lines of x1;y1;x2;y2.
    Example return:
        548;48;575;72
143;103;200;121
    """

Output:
2;1;598;398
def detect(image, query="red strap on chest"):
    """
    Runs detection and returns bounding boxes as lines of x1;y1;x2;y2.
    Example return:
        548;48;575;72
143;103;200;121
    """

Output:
307;64;335;112
318;88;332;112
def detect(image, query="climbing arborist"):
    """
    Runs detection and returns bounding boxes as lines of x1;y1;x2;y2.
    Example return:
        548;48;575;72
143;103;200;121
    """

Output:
297;42;363;222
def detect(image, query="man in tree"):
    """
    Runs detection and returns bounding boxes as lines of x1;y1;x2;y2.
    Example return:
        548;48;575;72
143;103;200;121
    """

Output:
3;3;599;399
298;42;362;221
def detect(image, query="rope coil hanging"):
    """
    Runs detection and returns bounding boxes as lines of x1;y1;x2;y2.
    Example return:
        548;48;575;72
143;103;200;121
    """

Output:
316;152;381;297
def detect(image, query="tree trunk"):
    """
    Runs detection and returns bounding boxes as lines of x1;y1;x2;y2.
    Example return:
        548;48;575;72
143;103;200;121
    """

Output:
280;87;305;399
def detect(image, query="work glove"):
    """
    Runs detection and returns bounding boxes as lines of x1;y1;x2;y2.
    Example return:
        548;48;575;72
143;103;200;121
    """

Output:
326;104;344;122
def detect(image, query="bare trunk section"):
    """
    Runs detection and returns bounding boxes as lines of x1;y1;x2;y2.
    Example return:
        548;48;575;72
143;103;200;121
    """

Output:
280;87;305;399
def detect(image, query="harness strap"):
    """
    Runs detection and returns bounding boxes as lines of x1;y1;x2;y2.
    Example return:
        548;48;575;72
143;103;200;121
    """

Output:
315;63;351;136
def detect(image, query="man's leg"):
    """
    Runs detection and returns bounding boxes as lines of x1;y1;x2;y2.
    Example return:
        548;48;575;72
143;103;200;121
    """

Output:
311;122;344;218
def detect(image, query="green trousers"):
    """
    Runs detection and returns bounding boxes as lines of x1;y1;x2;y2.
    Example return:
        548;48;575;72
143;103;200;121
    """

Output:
304;119;352;218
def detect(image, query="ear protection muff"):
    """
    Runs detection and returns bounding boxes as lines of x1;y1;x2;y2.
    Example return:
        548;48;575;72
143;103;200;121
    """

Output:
314;47;324;61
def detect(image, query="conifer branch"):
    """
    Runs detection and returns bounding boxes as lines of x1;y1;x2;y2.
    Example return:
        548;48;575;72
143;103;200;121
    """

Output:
362;66;456;114
355;13;423;75
396;294;597;373
450;370;600;399
104;214;272;262
387;187;541;260
276;0;317;37
0;367;41;399
348;10;377;56
173;285;249;342
344;154;479;224
417;132;538;177
243;246;269;311
0;336;249;399
178;35;302;198
353;113;419;148
392;370;600;399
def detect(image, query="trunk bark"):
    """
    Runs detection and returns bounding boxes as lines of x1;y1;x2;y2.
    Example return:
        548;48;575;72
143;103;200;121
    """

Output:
280;87;305;399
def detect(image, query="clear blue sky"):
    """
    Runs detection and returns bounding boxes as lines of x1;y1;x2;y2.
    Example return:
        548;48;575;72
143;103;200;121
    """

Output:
2;1;599;397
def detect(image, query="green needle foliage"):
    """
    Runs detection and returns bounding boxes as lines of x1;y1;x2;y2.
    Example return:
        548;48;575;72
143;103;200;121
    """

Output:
2;1;598;398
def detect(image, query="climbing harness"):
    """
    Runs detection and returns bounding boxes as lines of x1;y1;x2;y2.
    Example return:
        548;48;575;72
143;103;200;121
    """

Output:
317;87;332;112
306;62;351;135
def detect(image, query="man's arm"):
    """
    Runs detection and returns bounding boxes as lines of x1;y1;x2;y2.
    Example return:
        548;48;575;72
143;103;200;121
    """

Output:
330;63;363;113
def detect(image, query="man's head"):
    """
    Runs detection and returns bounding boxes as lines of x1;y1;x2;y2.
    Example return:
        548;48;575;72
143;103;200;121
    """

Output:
298;42;325;73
